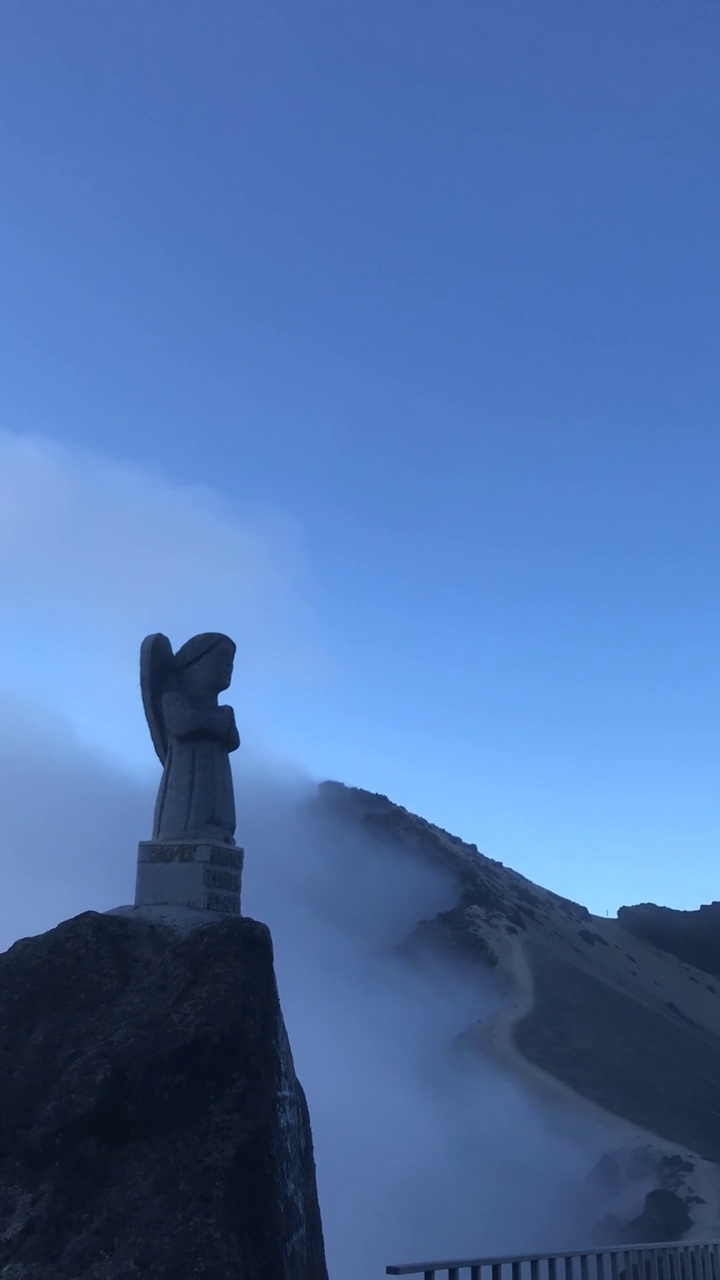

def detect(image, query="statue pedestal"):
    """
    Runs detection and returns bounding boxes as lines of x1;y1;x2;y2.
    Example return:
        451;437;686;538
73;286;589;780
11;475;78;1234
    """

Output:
135;841;244;915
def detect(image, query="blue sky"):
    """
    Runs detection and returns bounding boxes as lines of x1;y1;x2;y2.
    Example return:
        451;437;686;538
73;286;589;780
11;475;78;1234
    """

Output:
1;0;719;915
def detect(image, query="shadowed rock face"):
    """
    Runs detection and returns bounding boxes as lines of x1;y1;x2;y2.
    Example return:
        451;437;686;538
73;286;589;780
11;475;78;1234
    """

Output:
0;911;328;1280
618;902;720;983
620;1187;693;1243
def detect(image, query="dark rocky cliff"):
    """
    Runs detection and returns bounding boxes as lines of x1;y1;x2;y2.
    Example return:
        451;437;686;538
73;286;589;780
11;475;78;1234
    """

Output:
617;901;720;982
0;911;328;1280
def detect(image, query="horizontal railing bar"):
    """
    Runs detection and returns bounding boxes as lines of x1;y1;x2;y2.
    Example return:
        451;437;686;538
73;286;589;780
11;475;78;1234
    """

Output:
386;1241;720;1276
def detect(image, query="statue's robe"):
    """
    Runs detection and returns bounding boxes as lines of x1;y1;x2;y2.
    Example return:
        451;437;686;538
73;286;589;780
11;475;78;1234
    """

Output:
153;692;240;844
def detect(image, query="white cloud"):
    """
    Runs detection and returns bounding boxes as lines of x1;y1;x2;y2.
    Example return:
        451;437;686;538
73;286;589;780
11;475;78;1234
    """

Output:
0;431;324;758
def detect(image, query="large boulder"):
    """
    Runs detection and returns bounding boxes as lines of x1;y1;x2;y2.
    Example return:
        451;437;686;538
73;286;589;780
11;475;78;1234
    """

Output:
620;1187;693;1243
0;910;328;1280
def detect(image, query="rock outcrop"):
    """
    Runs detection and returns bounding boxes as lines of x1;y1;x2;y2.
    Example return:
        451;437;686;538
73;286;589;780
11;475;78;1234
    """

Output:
588;1147;702;1245
619;1188;693;1243
618;902;720;983
0;910;328;1280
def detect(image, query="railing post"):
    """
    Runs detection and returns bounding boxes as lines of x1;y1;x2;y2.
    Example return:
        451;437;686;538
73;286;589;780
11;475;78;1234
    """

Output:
689;1245;698;1280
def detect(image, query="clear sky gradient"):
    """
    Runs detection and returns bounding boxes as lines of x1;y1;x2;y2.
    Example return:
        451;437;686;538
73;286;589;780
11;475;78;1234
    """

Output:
1;0;719;915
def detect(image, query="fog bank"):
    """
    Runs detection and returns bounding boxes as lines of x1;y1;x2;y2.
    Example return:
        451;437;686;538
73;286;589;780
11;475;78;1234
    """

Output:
0;707;615;1279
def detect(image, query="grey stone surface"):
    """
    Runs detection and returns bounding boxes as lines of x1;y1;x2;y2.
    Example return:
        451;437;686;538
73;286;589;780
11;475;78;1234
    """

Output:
141;632;240;846
107;903;233;933
0;910;328;1279
135;839;243;913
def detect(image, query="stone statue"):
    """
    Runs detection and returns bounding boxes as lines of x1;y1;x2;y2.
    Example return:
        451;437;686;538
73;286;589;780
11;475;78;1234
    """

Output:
141;632;240;846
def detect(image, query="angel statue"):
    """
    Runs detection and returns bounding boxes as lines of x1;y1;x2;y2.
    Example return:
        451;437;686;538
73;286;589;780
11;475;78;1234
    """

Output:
140;632;240;846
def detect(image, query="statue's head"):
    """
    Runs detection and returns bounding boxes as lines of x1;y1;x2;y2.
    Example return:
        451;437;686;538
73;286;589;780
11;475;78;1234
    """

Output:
174;632;236;697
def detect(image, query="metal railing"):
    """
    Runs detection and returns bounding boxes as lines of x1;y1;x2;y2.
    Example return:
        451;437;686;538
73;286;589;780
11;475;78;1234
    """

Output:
386;1239;720;1280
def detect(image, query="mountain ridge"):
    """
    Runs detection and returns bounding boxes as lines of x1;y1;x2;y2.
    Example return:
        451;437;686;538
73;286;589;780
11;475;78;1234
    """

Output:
315;779;720;1240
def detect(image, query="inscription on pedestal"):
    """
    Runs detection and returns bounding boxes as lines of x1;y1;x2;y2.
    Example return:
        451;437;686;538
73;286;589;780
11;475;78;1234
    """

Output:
148;844;196;863
135;841;244;914
210;848;242;870
203;866;240;893
205;891;240;914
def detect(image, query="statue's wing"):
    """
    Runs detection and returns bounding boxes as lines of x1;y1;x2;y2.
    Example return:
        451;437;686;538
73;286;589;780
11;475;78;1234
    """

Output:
140;633;174;765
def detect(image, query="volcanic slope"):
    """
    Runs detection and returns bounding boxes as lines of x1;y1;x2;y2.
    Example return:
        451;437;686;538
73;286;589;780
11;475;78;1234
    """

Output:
316;781;720;1165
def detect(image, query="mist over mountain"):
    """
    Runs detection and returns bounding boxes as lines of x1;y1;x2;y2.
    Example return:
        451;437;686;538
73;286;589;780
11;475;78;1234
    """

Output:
1;699;719;1280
